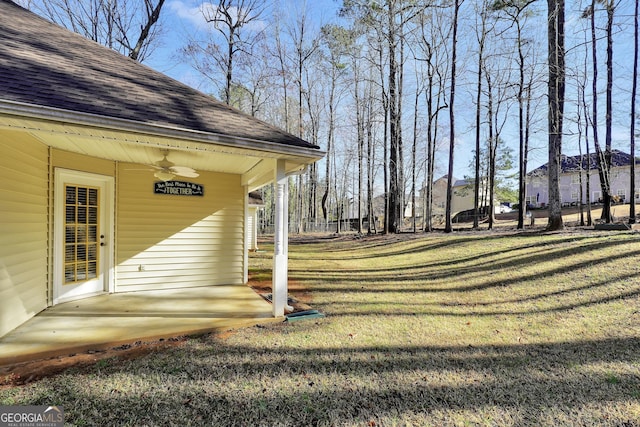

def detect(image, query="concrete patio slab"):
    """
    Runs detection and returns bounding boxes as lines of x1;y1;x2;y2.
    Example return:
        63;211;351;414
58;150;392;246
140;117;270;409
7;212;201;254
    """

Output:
0;285;278;367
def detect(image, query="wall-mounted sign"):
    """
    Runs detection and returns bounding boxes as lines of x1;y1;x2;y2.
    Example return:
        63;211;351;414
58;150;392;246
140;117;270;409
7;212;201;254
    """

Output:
154;181;204;196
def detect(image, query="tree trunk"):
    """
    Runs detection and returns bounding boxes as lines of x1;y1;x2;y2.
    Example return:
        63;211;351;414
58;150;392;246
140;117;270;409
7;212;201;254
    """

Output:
547;0;565;231
424;78;434;232
388;1;399;233
582;76;593;226
602;0;615;222
322;76;334;223
445;0;461;233
524;81;532;219
397;22;406;231
517;19;526;229
486;69;495;230
356;72;364;234
367;94;375;234
631;0;638;224
589;0;610;222
473;4;486;230
412;76;419;233
129;0;166;61
577;85;585;226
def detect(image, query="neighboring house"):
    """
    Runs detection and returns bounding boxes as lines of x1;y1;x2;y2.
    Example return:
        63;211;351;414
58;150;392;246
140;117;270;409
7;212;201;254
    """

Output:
0;0;323;338
424;176;494;220
526;150;640;208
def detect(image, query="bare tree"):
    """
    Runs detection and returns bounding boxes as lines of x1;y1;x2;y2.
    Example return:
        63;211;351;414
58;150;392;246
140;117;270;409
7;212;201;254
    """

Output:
354;51;365;234
341;0;426;233
575;66;587;226
225;36;275;116
415;8;449;232
410;63;423;233
483;46;514;230
602;0;616;222
288;6;321;232
365;80;379;234
27;0;165;61
387;0;402;233
320;25;352;225
268;11;293;133
445;0;462;233
203;0;266;105
491;0;537;229
129;0;165;60
473;0;490;229
582;0;618;223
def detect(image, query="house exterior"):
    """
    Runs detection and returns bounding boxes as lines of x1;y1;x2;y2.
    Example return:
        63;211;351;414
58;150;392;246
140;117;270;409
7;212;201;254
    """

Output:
425;176;494;220
0;0;323;338
526;150;640;208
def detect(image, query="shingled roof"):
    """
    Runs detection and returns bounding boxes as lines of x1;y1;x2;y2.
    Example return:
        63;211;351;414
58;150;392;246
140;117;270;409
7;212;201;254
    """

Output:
0;0;318;150
528;150;640;176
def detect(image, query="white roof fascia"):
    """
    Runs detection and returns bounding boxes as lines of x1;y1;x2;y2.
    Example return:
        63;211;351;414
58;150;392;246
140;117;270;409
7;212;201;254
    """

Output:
0;100;325;161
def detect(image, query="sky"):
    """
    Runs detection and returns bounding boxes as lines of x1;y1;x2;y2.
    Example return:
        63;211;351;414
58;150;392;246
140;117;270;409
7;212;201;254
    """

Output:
143;0;484;181
20;0;640;184
145;0;343;93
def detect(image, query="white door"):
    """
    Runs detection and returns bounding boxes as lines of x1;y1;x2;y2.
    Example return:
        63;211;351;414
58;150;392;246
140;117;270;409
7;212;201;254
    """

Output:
54;169;114;304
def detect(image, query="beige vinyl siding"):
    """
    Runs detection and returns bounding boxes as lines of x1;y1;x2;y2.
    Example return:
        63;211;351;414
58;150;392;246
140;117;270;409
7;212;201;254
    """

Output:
0;132;48;337
116;165;245;292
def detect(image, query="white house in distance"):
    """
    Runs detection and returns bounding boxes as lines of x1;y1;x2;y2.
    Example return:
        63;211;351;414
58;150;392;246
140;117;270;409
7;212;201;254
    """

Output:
0;0;324;339
526;150;640;208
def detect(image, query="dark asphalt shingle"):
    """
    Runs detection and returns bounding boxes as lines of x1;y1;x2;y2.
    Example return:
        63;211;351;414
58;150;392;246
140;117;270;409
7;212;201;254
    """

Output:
528;150;640;176
0;0;318;150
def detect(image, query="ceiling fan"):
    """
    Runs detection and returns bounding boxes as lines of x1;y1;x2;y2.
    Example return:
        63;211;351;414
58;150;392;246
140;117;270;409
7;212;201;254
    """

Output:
151;150;199;181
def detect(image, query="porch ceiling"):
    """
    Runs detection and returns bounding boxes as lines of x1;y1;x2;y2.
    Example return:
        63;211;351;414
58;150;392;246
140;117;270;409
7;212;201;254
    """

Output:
0;111;321;190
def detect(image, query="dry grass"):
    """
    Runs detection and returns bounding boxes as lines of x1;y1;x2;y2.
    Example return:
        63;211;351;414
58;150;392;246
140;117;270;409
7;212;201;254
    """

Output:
2;229;640;426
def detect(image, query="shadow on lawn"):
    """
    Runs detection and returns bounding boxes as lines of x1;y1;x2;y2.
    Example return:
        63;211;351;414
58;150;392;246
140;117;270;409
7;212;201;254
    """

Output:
290;238;640;302
28;335;640;426
291;232;629;272
10;234;640;426
310;232;595;261
297;246;640;294
313;273;640;317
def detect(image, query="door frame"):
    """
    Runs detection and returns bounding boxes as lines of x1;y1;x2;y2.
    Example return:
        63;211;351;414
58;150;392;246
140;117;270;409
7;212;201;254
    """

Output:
53;168;115;304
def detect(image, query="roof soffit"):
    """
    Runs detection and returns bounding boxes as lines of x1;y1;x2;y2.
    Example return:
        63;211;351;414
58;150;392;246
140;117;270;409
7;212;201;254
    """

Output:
0;111;320;179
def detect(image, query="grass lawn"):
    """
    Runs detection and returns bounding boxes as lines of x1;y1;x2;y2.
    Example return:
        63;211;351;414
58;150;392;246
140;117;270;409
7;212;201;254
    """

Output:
2;229;640;426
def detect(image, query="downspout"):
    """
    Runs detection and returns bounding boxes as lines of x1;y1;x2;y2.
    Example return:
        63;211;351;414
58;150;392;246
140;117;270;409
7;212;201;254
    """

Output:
243;185;249;285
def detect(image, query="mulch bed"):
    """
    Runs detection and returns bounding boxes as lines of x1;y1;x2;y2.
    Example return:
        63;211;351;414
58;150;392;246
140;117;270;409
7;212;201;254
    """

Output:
0;336;188;388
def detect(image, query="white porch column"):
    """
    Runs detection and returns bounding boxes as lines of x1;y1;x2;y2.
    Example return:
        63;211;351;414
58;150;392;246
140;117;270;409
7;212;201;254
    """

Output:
272;159;288;317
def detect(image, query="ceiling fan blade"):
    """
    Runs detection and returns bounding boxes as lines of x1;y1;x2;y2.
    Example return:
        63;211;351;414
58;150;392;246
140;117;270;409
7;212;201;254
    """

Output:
170;166;199;178
174;170;199;178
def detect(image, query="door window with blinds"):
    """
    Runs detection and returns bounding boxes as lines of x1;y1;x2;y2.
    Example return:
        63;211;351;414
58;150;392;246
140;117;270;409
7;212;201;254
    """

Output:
64;185;99;283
